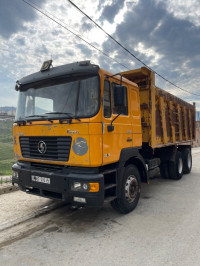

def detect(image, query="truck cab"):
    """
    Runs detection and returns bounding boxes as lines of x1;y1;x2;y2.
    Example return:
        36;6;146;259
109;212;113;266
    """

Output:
12;60;147;213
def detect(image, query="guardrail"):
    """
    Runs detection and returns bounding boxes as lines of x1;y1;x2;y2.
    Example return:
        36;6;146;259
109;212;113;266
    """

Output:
0;176;18;195
0;176;12;186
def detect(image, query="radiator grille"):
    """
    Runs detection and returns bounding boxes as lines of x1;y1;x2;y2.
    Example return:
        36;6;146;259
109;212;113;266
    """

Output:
20;136;72;161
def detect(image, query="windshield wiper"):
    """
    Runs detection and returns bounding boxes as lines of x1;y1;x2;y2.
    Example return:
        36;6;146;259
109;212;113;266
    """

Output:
45;112;73;115
15;119;27;126
45;112;81;122
24;114;50;123
26;115;48;118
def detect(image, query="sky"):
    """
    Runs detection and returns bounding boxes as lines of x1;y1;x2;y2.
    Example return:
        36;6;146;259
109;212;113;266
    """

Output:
0;0;200;109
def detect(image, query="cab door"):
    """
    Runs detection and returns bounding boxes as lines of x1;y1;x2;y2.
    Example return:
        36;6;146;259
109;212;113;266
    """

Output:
102;79;133;165
130;87;142;147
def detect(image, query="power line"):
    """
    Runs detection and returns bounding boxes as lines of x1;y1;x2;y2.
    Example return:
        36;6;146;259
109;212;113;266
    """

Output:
22;0;130;71
26;0;130;69
22;0;200;97
67;0;135;63
67;0;200;97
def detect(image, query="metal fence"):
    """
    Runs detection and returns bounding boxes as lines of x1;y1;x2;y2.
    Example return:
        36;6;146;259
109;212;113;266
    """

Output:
0;176;12;186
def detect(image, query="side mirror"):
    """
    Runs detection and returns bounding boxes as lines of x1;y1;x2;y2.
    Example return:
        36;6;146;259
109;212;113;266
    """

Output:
114;85;126;107
106;85;126;133
107;125;114;132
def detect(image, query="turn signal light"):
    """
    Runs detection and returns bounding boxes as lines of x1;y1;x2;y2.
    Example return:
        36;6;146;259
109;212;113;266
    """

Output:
89;183;99;192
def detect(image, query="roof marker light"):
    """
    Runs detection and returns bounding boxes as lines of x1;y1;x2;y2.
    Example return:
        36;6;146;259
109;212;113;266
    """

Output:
40;60;53;72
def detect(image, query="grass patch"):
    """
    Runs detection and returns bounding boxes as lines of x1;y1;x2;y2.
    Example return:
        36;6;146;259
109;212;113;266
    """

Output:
0;120;15;175
0;159;15;175
0;142;13;161
0;120;13;143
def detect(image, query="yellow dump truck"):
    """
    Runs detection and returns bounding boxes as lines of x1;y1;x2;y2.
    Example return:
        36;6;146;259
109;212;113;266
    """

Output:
12;60;195;213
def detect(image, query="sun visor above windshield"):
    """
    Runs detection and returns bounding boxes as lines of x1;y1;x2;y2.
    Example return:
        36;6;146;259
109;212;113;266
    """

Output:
15;61;99;91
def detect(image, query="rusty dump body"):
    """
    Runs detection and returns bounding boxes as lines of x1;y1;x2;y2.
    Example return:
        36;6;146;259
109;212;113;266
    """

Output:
121;67;196;149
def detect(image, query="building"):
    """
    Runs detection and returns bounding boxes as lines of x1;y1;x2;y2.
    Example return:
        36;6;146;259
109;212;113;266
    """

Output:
7;110;16;116
193;112;200;147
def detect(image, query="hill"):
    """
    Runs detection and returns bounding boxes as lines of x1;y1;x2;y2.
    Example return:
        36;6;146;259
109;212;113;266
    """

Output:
0;106;16;113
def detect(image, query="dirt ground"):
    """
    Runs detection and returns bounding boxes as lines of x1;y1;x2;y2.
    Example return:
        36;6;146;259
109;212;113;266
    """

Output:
0;147;200;266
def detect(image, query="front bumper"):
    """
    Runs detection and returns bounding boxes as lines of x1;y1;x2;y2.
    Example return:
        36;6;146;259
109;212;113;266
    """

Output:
12;162;104;206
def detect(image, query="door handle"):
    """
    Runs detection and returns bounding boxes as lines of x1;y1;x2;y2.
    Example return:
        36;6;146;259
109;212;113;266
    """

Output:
127;138;132;142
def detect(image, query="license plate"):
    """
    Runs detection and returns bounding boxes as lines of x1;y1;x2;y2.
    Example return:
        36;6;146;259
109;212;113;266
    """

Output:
31;175;50;184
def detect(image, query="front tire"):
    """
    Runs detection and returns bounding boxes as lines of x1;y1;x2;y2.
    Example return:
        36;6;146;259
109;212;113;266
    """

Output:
111;165;141;214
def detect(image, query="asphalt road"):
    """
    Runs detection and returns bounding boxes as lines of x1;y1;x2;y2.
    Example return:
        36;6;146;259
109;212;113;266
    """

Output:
1;148;200;266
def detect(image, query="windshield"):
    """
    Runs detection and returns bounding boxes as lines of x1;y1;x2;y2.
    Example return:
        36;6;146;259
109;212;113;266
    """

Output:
15;76;99;121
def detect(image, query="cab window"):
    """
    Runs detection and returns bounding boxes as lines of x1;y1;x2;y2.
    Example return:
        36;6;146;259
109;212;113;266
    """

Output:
103;80;111;118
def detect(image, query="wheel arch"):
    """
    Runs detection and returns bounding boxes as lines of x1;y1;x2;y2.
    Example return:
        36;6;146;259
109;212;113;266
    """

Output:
119;148;148;183
177;144;192;152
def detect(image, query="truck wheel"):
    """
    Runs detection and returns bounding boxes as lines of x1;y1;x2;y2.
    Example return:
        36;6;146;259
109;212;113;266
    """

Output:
168;151;183;180
111;165;141;214
160;162;169;179
182;148;192;174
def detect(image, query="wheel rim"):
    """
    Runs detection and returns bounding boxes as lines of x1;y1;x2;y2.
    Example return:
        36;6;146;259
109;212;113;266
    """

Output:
178;157;183;174
187;153;192;169
125;175;139;203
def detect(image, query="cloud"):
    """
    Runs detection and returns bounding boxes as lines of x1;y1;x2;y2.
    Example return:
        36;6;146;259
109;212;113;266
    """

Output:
81;17;94;32
0;0;47;39
34;44;49;56
0;77;17;107
0;0;200;108
76;44;92;58
100;0;125;23
159;0;200;27
99;0;200;98
16;37;26;46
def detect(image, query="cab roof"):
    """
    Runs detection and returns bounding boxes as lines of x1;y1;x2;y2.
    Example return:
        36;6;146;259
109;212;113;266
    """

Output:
15;61;99;91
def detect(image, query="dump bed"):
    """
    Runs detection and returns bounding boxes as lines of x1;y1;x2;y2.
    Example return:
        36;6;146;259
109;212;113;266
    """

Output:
121;67;195;148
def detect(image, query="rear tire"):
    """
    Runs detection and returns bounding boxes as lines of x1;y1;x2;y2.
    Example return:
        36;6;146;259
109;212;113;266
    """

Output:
111;165;141;214
168;151;184;180
182;148;192;174
160;162;169;179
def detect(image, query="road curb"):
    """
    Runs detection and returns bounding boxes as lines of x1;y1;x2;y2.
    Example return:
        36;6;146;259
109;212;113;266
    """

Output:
0;201;67;233
0;185;18;195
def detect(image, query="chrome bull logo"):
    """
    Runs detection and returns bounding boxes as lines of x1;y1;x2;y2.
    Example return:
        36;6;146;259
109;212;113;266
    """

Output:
38;141;47;154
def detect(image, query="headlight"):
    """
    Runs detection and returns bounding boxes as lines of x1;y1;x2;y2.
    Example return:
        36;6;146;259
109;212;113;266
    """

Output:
12;170;19;179
72;182;82;190
71;182;89;192
83;183;89;190
71;182;99;192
